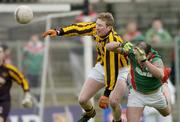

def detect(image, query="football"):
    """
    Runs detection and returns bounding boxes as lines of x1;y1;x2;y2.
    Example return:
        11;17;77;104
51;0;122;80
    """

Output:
15;5;33;24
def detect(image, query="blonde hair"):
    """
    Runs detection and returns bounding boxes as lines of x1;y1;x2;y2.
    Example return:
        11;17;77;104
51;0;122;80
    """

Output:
97;12;114;27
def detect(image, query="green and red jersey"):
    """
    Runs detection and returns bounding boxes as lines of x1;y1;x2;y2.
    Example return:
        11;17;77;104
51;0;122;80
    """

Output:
128;48;162;93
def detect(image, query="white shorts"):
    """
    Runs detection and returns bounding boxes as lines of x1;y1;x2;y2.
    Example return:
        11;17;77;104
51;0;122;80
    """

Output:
127;87;168;109
88;63;129;84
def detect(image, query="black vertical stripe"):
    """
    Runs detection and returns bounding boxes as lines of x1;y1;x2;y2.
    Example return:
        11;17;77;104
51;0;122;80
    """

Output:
105;51;111;88
125;56;129;65
114;53;119;85
119;57;123;67
112;35;118;88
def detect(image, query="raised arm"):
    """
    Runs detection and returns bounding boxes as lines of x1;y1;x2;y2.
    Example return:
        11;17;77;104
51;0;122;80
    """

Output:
135;47;164;79
143;58;164;79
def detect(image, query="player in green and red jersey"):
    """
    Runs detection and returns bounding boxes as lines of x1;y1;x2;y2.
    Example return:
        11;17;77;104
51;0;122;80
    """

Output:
106;41;171;122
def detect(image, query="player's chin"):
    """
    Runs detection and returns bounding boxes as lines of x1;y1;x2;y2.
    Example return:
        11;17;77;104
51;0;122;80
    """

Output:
96;32;104;37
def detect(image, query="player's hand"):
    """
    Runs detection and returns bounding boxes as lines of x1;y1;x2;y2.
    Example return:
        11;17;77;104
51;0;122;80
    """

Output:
42;29;57;38
135;47;147;62
106;42;120;51
98;96;109;109
22;92;33;108
161;67;171;83
121;42;133;53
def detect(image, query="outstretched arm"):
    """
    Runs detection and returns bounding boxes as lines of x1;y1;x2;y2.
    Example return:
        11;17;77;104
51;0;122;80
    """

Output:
106;41;133;54
42;22;96;38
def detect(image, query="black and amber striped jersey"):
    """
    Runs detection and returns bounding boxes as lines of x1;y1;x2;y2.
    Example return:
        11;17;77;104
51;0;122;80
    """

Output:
59;22;129;96
0;64;29;101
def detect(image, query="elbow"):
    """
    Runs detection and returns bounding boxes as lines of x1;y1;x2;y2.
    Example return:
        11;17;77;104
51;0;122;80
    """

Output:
154;70;164;80
159;69;164;80
160;67;171;82
160;73;164;80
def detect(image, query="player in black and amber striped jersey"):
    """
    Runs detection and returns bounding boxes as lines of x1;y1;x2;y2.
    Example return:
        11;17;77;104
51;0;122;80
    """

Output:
0;44;32;122
43;12;129;122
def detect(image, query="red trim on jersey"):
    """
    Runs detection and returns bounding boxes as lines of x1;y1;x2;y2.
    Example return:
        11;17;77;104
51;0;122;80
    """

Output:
148;53;155;62
130;63;136;90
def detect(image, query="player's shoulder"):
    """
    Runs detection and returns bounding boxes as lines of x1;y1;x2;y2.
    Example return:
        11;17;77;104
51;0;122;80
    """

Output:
76;22;95;26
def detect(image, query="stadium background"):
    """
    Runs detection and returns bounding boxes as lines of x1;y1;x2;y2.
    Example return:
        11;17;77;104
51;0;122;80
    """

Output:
0;0;180;122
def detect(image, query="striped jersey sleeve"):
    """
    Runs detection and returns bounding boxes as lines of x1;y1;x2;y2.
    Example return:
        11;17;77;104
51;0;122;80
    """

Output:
59;22;96;36
104;33;129;97
5;64;30;91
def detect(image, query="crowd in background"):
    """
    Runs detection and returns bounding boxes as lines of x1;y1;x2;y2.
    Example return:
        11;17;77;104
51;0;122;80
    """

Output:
0;4;180;122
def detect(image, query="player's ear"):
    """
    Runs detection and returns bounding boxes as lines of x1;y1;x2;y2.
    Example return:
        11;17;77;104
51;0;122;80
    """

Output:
107;26;112;31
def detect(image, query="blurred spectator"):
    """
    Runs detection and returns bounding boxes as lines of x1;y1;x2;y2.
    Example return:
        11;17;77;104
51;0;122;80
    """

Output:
23;34;44;89
1;44;12;64
145;18;172;44
75;3;97;23
170;29;180;85
73;3;97;44
123;21;144;44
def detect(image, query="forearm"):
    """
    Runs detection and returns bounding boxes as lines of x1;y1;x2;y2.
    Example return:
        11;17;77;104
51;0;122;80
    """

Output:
142;61;164;79
57;22;95;36
106;41;132;54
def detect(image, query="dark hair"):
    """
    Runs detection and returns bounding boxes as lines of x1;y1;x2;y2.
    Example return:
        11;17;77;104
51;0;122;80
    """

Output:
136;42;152;54
153;17;161;21
0;44;8;52
1;44;8;51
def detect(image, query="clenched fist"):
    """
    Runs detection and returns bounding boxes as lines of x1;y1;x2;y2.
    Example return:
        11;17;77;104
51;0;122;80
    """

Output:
98;96;109;109
106;42;120;51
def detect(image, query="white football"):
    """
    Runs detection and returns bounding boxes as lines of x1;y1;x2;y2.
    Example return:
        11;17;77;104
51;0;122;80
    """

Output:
15;5;33;24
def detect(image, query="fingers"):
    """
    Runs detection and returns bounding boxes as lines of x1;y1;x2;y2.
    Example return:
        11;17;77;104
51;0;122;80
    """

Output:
136;47;142;53
125;42;133;47
42;31;49;38
42;29;57;38
135;47;145;55
22;98;33;108
22;92;33;108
